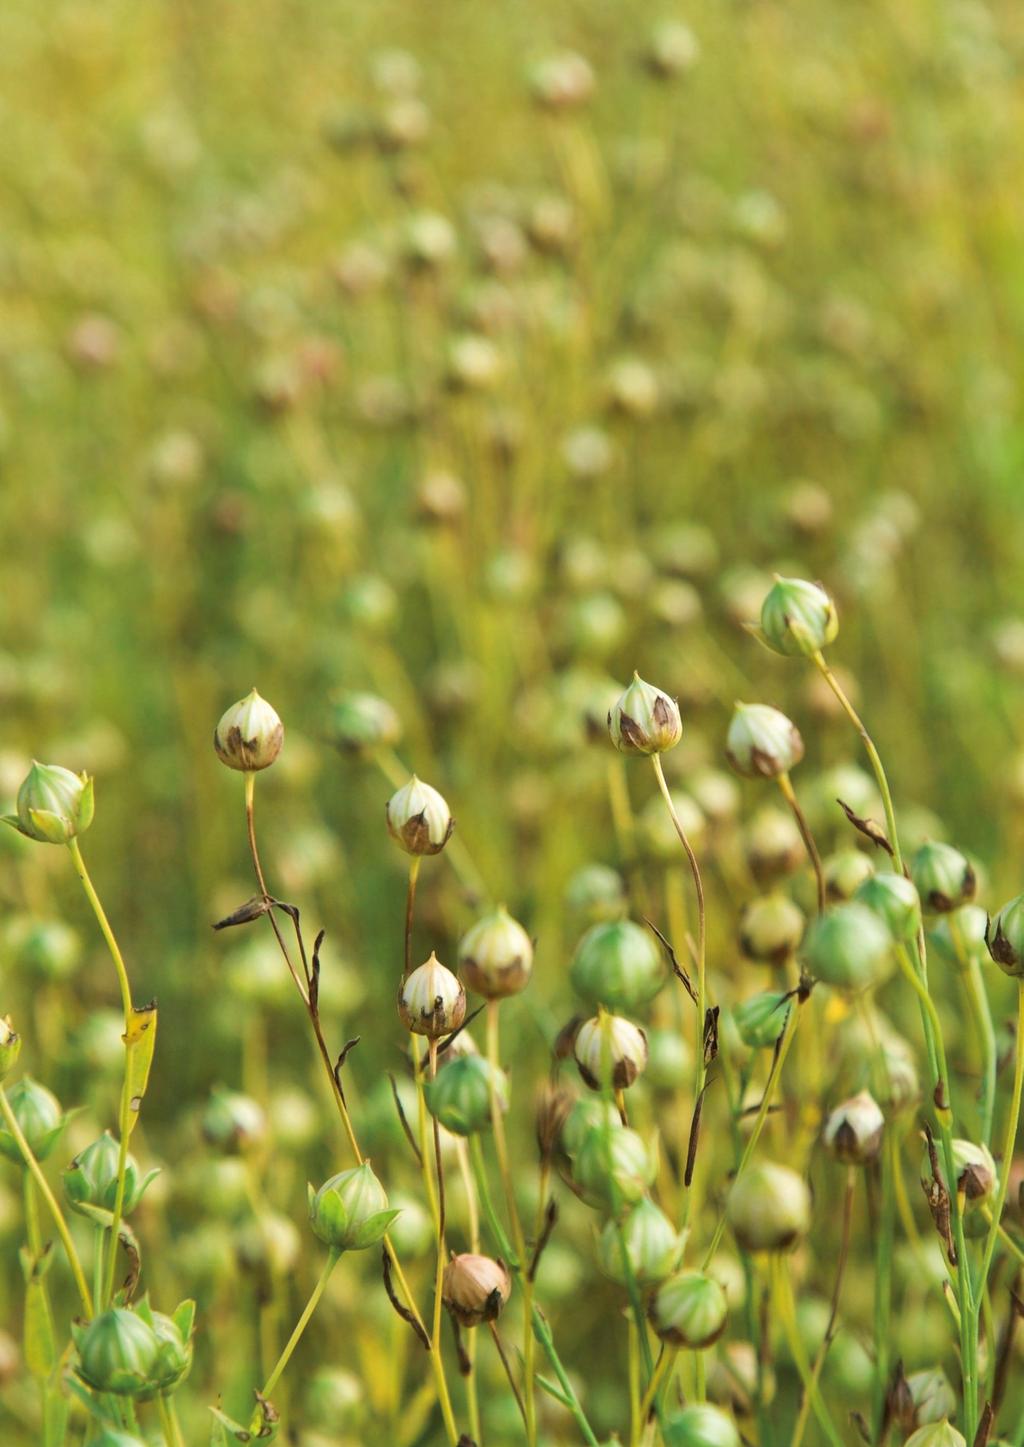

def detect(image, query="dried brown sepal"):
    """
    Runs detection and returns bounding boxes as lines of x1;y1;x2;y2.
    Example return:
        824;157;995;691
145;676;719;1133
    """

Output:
685;1081;710;1188
387;1071;423;1166
921;1125;957;1265
552;1016;583;1062
644;917;698;1005
837;798;894;857
883;1359;914;1435
528;1197;558;1282
535;1084;574;1163
703;1005;720;1066
212;896;272;930
382;1245;430;1349
974;1402;994;1447
993;1286;1024;1413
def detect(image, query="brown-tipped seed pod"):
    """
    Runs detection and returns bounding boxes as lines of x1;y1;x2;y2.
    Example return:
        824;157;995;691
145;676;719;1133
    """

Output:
725;703;804;779
457;905;533;999
650;1271;729;1348
397;953;466;1039
214;689;283;772
738;894;805;966
536;1084;575;1164
442;1253;512;1327
608;673;682;756
573;1013;648;1091
726;1161;810;1252
822;1091;884;1165
385;775;454;856
910;842;976;915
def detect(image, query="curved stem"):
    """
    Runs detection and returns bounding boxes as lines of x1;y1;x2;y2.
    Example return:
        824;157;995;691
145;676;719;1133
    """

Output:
67;838;134;1308
0;1090;93;1317
976;986;1024;1323
405;856;421;980
254;1248;340;1418
777;772;825;914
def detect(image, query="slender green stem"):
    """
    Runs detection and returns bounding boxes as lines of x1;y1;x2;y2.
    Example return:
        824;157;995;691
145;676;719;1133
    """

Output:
951;910;996;1145
777;771;825;914
253;1248;340;1420
872;1127;896;1436
702;1005;800;1269
651;752;708;1228
244;773;459;1444
773;1256;845;1447
792;1166;855;1447
0;1087;92;1316
469;1137;599;1447
975;986;1024;1325
67;837;133;1308
637;1347;674;1425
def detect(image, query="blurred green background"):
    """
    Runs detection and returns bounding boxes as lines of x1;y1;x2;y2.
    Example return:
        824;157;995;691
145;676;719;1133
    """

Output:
3;0;1024;1441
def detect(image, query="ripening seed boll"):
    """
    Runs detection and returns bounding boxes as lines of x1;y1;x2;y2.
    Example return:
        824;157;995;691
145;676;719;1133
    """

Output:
608;673;682;755
143;1301;195;1397
573;1124;655;1213
385;775;454;856
855;872;922;941
327;692;402;755
63;1132;160;1215
308;1162;399;1251
738;894;805;966
896;1368;957;1430
910;842;976;914
822;1091;885;1165
689;768;741;825
758;576;838;657
801;902;893;991
596;1197;682;1286
732;991;791;1051
570;918;665;1010
0;1017;20;1083
236;1212;302;1278
458;906;533;998
650;1271;729;1348
921;1138;996;1209
5;916;82;981
0;1077;67;1163
565;864;627;923
305;1365;366;1432
4;761;94;845
928;905;988;968
725;703;804;779
73;1309;161;1398
643;21;700;79
744;805;804;885
640;790;707;861
986;893;1024;977
442;1253;512;1326
645;1028;693;1090
529;52;595;111
904;1425;966;1447
574;1013;648;1091
201;1087;267;1153
823;848;875;902
707;1340;773;1414
213;689;283;773
558;1096;623;1160
424;1055;508;1136
662;1403;741;1447
398;953;467;1039
726;1161;810;1252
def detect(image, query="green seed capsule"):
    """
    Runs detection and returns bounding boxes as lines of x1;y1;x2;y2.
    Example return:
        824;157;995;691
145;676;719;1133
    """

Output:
425;1055;508;1136
904;1424;966;1447
726;1161;810;1252
3;762;94;845
73;1309;161;1397
759;576;838;658
596;1198;682;1287
733;991;791;1051
63;1131;160;1216
0;1076;67;1163
801;903;892;992
725;702;804;779
201;1087;267;1153
139;1298;195;1398
910;842;976;914
738;893;805;966
662;1403;741;1447
608;673;682;756
574;1013;648;1091
855;873;922;942
564;864;628;924
650;1270;728;1347
901;1367;957;1429
573;1125;655;1214
570;919;665;1010
823;849;875;902
308;1162;399;1251
326;692;402;755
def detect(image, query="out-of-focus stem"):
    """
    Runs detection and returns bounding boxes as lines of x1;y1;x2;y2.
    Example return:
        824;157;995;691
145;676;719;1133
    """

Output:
777;771;824;914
